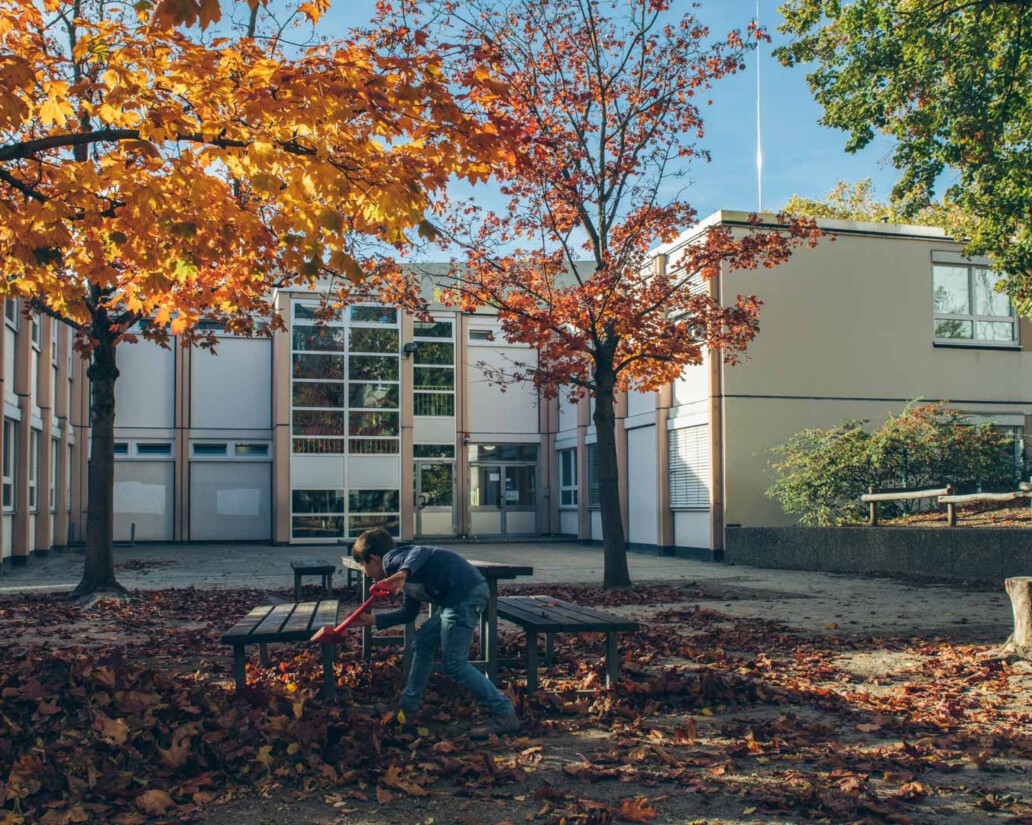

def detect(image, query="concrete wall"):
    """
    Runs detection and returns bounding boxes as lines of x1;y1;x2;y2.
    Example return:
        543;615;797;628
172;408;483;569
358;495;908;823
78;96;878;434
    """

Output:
115;340;175;429
726;525;1032;582
718;226;1032;529
466;342;539;439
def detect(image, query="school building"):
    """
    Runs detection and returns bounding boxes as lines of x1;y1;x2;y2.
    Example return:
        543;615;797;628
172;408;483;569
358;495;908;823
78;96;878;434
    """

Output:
2;211;1030;567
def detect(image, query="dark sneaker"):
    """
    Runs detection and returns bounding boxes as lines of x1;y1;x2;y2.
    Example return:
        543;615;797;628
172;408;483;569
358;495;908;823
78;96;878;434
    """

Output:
469;713;520;740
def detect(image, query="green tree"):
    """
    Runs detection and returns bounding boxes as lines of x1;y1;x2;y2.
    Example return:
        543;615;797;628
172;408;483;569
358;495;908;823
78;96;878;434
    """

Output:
776;1;1032;311
767;402;1018;526
781;178;964;228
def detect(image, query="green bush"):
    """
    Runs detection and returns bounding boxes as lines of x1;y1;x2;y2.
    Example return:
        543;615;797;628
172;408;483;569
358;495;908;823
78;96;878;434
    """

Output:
766;402;1021;526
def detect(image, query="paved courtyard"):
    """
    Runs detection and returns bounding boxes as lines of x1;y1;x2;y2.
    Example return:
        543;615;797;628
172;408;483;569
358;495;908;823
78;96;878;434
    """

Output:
0;540;1015;639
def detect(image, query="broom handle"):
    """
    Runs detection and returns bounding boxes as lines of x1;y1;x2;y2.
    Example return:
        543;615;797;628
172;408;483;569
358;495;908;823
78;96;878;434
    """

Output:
327;583;391;634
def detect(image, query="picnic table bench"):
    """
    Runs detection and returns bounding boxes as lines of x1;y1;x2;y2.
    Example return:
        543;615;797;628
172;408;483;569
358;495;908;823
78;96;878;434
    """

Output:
497;595;639;695
221;599;341;699
289;558;335;601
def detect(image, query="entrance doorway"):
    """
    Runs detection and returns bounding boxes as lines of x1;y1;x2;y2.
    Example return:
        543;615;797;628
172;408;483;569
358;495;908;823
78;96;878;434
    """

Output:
469;444;538;535
415;461;455;536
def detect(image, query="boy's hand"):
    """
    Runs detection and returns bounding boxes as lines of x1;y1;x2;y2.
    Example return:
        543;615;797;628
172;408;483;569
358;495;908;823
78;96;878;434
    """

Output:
378;570;408;595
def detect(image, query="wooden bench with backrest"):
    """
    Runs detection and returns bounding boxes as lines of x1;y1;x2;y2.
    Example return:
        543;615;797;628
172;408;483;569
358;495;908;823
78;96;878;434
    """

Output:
496;595;639;694
221;600;341;699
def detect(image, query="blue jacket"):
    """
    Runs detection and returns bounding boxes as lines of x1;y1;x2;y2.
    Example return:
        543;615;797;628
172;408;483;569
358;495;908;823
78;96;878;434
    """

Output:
374;545;486;629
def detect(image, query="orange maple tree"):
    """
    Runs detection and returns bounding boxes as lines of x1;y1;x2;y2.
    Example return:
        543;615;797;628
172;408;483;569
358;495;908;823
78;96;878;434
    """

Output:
385;0;820;588
0;0;504;596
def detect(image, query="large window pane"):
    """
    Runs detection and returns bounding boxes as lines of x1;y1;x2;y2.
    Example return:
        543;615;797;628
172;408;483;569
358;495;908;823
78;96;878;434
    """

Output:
414;342;454;365
292;489;344;513
293;382;345;408
414;321;453;338
349;411;399;436
293;438;346;454
293;410;345;435
973;269;1011;317
292;516;344;538
293;325;345;351
349;355;399;381
351;306;397;324
934;319;973;340
349;489;400;512
349;438;399;454
350;328;399;353
476;444;537;462
933;266;970;314
348;515;399;536
976;321;1016;341
349;383;400;409
293;354;344;380
413;366;454;390
414;444;456;459
414;393;454;416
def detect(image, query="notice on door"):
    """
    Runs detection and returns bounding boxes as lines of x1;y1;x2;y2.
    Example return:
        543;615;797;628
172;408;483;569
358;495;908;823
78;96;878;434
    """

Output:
505;490;520;502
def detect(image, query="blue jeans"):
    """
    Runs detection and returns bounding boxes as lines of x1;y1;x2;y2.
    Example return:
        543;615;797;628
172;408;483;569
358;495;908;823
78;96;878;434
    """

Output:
399;582;514;718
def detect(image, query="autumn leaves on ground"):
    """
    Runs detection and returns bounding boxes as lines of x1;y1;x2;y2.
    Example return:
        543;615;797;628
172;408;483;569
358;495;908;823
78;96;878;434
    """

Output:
1;580;1030;825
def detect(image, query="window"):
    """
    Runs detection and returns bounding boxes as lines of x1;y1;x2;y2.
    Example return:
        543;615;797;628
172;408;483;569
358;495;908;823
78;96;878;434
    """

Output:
113;442;129;456
469;329;494;341
136;442;172;456
933;264;1017;345
192;443;228;456
30;313;40;349
66;443;72;511
3;419;15;511
414;444;456;459
559;448;578;508
414;321;455;418
234;443;270;457
669;425;710;510
4;298;16;329
586;443;599;509
49;438;58;511
28;429;39;511
291;489;345;539
51;321;58;365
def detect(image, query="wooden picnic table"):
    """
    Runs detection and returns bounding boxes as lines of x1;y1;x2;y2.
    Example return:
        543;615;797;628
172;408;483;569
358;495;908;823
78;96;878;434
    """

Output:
339;554;534;681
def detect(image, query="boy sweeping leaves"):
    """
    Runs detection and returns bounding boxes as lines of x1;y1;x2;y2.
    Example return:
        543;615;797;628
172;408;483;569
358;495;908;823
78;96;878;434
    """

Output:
350;527;520;740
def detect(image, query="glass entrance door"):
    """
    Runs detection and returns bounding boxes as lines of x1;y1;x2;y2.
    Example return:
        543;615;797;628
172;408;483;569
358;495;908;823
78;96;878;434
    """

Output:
469;462;538;535
415;462;455;536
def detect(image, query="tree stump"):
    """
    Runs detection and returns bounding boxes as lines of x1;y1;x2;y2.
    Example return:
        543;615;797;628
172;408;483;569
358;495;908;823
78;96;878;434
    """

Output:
1002;577;1032;659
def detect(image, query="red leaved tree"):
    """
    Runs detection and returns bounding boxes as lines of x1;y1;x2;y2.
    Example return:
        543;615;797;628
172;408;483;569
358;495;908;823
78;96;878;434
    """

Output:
386;0;820;588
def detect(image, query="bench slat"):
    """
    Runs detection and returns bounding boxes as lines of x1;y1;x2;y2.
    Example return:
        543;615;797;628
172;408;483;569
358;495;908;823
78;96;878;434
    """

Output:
291;558;335;573
221;605;275;643
312;600;340;632
526;595;639;631
252;603;297;638
498;595;638;633
282;601;320;635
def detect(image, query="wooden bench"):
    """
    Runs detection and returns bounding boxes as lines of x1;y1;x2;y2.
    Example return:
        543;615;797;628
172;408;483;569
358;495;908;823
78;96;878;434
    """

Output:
221;600;341;699
290;558;335;601
497;595;639;695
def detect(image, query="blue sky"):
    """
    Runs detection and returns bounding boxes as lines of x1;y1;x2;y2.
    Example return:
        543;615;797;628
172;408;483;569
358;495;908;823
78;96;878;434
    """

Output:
320;0;900;219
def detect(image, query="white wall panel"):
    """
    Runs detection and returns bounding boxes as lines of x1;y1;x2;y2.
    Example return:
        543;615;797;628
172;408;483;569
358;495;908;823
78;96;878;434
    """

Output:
291;455;345;489
673;511;710;550
627;425;657;545
191;339;272;429
116;341;175;428
347;455;400;489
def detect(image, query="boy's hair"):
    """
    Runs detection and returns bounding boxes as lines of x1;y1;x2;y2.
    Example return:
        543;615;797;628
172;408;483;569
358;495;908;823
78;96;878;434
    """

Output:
352;527;395;562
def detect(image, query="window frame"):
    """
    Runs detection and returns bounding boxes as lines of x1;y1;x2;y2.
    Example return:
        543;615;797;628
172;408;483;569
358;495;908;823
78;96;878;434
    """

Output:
28;429;39;512
49;437;58;511
413;317;455;418
4;298;17;331
558;447;578;509
30;312;41;351
669;424;711;511
932;262;1018;348
2;419;15;512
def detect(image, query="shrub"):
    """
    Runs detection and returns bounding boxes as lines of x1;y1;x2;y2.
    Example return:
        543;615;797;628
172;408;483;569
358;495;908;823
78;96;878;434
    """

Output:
766;402;1020;526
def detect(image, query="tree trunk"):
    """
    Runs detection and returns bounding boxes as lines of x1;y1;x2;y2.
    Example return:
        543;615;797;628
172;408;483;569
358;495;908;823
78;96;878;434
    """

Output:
1002;576;1032;659
593;369;631;590
71;324;125;599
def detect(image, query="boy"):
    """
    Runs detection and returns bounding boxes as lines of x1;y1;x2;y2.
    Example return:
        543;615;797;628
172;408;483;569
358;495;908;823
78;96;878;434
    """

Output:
350;527;520;740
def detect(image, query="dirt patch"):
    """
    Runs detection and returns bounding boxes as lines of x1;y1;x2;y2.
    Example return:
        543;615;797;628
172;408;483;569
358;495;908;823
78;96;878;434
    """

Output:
884;501;1032;529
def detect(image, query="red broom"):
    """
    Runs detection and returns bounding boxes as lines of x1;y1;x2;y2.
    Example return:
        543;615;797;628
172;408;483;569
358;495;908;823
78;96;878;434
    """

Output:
311;582;392;643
